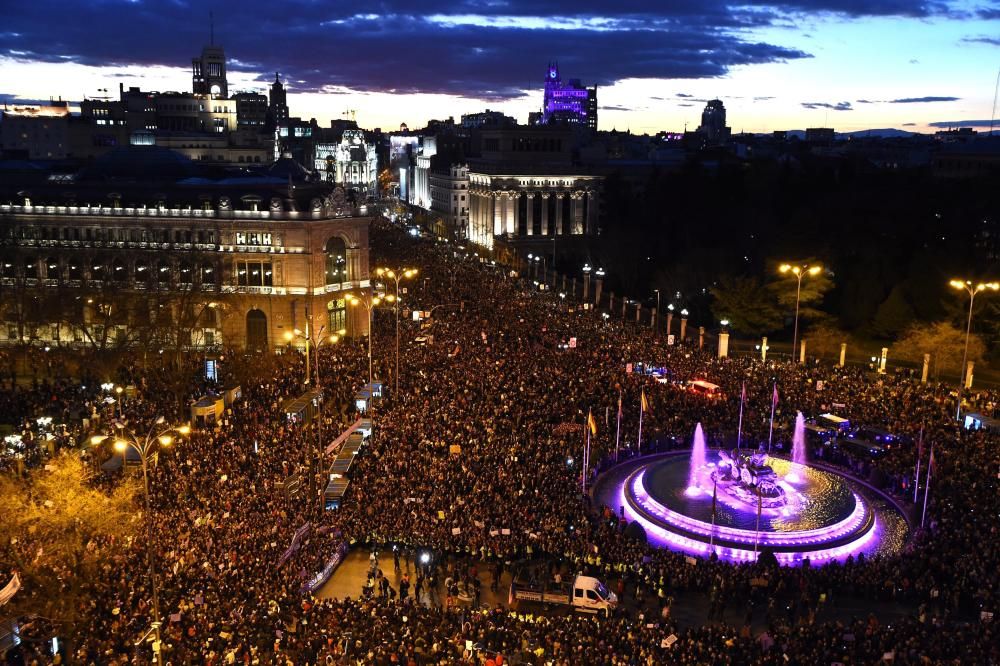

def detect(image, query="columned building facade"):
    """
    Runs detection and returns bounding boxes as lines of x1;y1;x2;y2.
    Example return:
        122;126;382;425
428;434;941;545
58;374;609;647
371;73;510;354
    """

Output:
467;173;600;249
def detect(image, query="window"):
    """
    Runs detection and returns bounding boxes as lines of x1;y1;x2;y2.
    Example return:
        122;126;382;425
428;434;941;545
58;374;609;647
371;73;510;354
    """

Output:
325;237;347;285
328;298;347;332
236;261;273;287
135;260;150;286
201;263;216;285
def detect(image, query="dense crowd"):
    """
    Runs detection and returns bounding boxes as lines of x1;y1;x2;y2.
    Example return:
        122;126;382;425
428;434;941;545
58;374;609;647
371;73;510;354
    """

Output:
2;219;998;664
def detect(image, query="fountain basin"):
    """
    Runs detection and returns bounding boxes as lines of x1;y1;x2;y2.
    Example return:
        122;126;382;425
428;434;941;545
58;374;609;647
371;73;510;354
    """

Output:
603;451;908;566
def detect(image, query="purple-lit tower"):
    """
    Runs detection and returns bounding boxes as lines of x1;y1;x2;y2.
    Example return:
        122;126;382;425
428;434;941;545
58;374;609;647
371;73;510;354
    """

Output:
541;63;597;131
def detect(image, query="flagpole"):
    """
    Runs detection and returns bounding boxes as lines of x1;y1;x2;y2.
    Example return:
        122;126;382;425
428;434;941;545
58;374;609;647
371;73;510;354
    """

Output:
710;477;718;550
754;487;762;559
913;427;923;504
580;412;590;495
637;391;645;454
737;381;745;451
921;444;933;528
615;390;622;462
767;381;777;454
584;409;592;494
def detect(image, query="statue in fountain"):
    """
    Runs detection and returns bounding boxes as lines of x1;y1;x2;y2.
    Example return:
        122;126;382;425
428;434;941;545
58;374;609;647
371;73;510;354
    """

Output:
717;448;785;500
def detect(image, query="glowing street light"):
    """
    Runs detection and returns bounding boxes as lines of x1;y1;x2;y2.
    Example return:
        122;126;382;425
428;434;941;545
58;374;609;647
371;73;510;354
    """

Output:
778;263;822;363
348;291;395;386
949;279;999;419
376;266;419;396
90;419;189;666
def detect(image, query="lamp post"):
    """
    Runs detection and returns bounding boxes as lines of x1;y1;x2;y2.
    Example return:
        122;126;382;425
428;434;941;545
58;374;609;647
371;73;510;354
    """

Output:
778;263;822;363
582;263;592;301
90;418;190;666
348;291;394;386
666;303;675;337
949;279;999;419
375;267;418;396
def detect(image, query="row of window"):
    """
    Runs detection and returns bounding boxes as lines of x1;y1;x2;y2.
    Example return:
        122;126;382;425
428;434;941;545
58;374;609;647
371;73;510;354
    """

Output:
1;257;218;285
3;226;217;244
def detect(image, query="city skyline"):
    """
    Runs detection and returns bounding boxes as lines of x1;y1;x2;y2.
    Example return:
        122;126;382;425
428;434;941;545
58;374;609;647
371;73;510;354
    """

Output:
1;1;998;133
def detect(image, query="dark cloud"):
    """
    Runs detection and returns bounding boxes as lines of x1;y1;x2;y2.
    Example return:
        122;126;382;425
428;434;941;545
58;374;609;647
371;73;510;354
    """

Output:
801;101;853;110
902;122;916;126
0;0;960;101
927;119;996;128
889;96;959;103
676;93;694;98
856;99;875;103
599;104;633;111
753;96;775;101
962;36;1000;46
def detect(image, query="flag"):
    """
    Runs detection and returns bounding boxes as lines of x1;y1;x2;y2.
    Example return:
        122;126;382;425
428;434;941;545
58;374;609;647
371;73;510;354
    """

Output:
772;384;779;407
741;382;746;403
641;389;649;414
927;445;935;478
711;480;718;521
587;410;597;436
617;392;623;418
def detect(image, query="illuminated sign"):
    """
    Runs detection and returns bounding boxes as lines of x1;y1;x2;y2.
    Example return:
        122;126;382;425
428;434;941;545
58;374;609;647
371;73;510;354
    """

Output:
235;232;272;246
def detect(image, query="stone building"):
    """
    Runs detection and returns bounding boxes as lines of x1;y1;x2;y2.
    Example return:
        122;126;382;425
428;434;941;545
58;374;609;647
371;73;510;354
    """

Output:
0;146;371;352
467;127;600;249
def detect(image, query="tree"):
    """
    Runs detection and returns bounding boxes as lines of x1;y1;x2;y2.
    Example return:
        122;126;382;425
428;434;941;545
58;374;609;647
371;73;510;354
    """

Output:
804;324;852;362
709;275;782;336
871;284;915;339
895;320;986;379
0;454;140;656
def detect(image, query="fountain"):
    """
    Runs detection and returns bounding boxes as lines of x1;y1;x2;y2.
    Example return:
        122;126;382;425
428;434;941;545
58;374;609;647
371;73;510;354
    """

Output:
786;412;808;483
685;423;707;496
602;412;908;566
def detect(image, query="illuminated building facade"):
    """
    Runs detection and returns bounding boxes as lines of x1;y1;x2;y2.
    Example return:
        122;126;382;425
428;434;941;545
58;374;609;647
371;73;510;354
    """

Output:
0;147;371;351
541;63;597;131
467;128;600;249
315;130;377;198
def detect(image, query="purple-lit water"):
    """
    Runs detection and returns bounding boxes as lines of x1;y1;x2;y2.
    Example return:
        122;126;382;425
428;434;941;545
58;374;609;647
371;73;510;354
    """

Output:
786;412;808;483
685;423;707;496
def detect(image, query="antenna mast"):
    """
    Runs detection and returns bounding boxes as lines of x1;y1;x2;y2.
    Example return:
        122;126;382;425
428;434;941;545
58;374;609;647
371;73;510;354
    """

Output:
990;66;999;136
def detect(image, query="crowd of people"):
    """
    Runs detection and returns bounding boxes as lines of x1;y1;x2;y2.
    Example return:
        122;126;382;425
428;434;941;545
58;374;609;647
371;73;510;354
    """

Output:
2;218;998;664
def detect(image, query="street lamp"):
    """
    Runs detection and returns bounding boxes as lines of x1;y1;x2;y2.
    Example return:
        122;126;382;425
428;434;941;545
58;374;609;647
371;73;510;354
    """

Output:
284;327;345;387
949;279;999;419
375;266;419;396
778;263;822;363
348;291;395;386
90;418;190;666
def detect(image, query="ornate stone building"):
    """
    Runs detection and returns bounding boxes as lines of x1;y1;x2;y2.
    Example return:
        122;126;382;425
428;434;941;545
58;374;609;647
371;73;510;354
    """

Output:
466;127;600;249
0;146;371;352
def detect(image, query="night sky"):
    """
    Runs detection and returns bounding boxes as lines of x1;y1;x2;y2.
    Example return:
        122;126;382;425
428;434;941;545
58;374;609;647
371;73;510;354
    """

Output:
2;1;998;132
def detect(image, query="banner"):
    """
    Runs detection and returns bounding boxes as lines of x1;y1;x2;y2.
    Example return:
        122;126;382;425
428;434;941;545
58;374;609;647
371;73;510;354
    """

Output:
0;572;21;606
277;523;312;567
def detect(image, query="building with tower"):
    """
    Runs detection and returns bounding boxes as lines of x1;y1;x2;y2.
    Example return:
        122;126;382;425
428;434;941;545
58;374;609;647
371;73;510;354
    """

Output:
192;45;228;97
269;74;289;128
698;99;730;145
540;63;597;130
